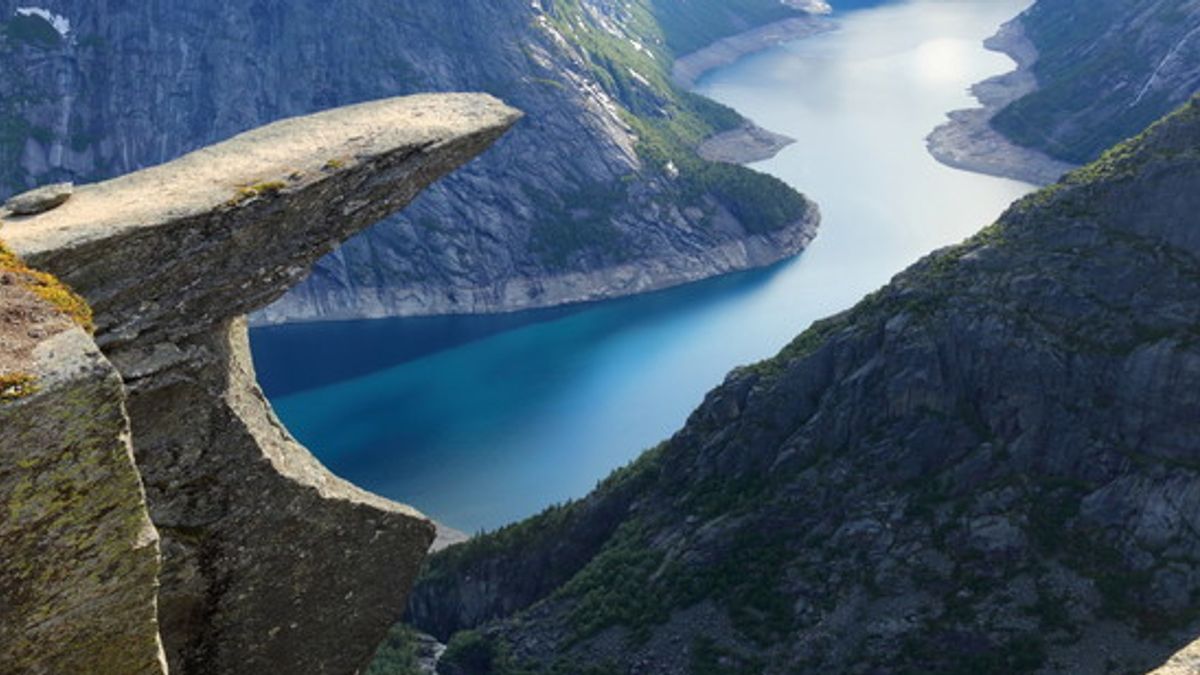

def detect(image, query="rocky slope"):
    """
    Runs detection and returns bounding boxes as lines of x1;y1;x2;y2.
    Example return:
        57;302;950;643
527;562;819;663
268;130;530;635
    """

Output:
1;244;165;674
1;94;517;674
925;17;1079;186
0;0;818;324
397;99;1200;674
990;0;1200;165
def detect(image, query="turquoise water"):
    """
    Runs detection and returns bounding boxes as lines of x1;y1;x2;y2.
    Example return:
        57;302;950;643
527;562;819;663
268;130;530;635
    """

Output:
251;0;1036;533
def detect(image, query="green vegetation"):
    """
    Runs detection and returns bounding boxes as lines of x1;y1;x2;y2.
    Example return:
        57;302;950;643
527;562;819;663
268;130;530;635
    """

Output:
365;624;423;675
558;519;667;643
0;239;95;332
437;629;624;675
528;0;812;265
228;180;287;207
528;185;625;265
0;372;38;401
991;1;1197;163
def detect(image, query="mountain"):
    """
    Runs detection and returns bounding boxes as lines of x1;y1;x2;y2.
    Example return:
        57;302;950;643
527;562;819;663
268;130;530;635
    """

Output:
0;0;823;324
395;98;1200;674
991;0;1200;164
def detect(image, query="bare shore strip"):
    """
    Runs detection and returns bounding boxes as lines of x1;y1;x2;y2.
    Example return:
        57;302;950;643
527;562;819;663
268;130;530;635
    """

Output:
671;15;835;90
698;122;795;164
674;12;835;165
925;18;1077;186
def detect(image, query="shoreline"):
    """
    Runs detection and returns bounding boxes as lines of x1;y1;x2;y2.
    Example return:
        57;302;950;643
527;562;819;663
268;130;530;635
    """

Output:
697;121;795;164
679;11;834;165
671;15;835;90
257;14;835;327
925;17;1077;186
252;211;820;326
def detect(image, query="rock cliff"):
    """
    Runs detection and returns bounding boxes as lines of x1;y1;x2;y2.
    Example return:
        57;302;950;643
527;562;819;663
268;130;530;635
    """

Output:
1;93;519;674
1;248;165;674
0;0;818;325
990;0;1200;165
400;99;1200;674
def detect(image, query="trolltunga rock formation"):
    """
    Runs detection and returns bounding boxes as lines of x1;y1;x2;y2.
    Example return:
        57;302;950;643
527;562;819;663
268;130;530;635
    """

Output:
1;93;520;674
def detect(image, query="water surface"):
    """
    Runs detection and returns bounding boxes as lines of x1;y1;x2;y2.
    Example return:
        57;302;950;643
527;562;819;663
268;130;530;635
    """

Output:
252;0;1035;532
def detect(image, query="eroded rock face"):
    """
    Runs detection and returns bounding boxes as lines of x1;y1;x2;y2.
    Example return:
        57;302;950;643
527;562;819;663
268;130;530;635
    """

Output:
0;281;165;675
406;100;1200;675
3;93;520;674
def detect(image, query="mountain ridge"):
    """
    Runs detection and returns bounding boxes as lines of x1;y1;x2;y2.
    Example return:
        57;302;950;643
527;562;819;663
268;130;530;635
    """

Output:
393;96;1200;674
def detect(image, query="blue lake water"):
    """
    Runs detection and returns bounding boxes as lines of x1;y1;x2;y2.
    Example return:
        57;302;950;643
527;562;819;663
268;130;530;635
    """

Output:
251;0;1036;533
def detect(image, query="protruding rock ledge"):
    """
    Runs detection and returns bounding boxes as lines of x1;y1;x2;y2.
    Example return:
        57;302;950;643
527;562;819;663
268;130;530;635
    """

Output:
2;93;520;675
4;93;522;350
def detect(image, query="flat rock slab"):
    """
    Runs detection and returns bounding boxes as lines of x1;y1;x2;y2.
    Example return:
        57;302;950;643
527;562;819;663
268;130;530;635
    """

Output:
3;93;520;351
3;94;519;257
4;182;73;215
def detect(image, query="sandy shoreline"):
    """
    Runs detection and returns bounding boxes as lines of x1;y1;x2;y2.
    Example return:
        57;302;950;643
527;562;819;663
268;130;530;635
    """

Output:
925;18;1077;186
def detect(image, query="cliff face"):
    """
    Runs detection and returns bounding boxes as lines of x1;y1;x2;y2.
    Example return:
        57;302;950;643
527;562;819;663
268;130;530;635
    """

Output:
402;99;1200;674
991;0;1200;164
0;0;819;324
1;94;519;674
0;253;165;674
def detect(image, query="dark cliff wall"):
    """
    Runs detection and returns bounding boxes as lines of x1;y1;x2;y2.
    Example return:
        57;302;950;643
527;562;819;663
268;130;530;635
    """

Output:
403;99;1200;674
0;0;817;323
992;0;1200;164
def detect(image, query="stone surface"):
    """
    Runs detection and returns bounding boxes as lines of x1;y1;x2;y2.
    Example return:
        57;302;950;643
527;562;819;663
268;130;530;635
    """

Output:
990;0;1200;164
3;93;520;675
926;18;1078;186
1150;638;1200;675
0;280;165;675
0;0;820;325
697;122;795;165
405;99;1200;674
3;181;73;215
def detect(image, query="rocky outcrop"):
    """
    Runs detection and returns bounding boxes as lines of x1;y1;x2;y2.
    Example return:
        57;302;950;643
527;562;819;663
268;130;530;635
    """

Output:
926;18;1078;186
989;0;1200;165
400;99;1200;674
2;93;519;674
0;267;164;674
0;0;818;325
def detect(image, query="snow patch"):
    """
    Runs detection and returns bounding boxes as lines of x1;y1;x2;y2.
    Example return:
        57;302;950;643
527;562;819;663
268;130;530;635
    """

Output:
15;6;71;38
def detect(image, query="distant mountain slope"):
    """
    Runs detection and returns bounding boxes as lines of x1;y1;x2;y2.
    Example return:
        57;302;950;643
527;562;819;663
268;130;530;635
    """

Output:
0;0;818;323
399;98;1200;674
992;0;1200;164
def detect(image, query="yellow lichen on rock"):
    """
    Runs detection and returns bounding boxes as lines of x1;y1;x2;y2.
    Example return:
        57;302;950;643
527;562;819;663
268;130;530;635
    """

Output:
0;239;94;333
227;180;289;207
0;372;38;401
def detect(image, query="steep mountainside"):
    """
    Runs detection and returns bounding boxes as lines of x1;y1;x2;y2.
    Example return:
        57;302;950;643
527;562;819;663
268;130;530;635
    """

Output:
992;0;1200;164
399;99;1200;674
0;0;820;323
